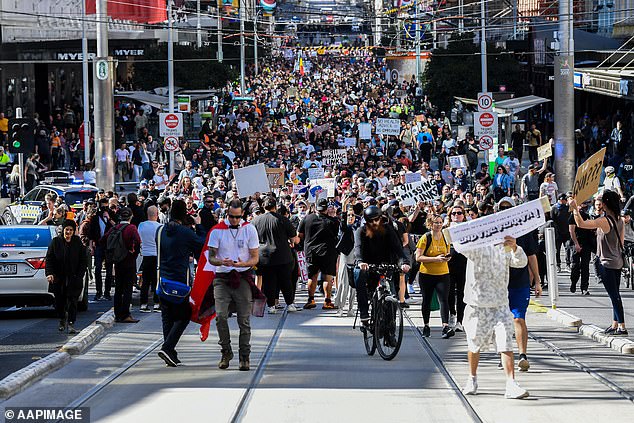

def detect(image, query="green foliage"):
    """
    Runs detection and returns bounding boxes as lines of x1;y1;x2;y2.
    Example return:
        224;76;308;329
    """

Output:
423;34;527;113
132;44;239;90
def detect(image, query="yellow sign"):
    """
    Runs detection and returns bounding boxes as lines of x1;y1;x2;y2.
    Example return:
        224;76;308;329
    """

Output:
572;147;606;203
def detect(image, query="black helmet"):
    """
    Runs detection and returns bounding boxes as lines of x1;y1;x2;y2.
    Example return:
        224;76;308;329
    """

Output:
364;205;382;221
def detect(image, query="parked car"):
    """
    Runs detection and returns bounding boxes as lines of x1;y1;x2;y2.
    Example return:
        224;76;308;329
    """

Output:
0;225;89;311
1;184;98;225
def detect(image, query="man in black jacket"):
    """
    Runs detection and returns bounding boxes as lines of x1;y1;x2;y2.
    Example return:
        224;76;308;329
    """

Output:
551;193;572;272
89;197;116;301
354;206;411;324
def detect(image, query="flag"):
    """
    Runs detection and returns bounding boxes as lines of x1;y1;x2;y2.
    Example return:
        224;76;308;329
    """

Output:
299;56;305;76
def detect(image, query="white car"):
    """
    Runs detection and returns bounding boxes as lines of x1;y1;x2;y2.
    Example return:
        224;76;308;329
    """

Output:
0;225;88;311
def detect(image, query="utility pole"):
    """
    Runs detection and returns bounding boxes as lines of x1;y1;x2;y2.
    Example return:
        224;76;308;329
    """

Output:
458;0;464;34
217;5;223;62
480;0;488;93
93;0;115;191
239;0;246;94
553;0;575;192
15;108;24;197
82;0;90;167
254;6;258;75
415;0;420;84
168;0;176;176
196;0;202;48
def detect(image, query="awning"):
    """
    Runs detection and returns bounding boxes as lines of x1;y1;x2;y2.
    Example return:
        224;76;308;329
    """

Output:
454;95;551;117
115;90;220;110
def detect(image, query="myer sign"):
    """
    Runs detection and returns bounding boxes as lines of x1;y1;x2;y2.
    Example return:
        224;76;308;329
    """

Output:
57;49;144;61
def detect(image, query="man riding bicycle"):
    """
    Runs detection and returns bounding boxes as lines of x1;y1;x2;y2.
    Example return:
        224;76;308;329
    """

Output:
354;205;411;325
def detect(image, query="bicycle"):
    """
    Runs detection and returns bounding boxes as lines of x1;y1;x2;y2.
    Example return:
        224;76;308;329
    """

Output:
356;263;404;361
623;242;634;289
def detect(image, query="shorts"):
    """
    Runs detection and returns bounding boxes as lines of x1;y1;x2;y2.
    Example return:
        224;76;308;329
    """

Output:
463;304;514;353
306;254;337;278
508;287;530;320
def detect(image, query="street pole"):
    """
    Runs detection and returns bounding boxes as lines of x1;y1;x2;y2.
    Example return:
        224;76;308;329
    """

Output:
82;0;90;167
415;1;420;85
15;107;24;197
168;0;176;177
93;0;115;192
254;8;258;76
196;0;202;48
480;0;494;176
217;5;223;62
553;0;575;193
239;0;246;94
458;0;464;34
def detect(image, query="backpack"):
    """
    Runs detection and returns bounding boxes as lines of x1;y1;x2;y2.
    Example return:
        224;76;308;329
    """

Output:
421;231;448;256
105;223;129;264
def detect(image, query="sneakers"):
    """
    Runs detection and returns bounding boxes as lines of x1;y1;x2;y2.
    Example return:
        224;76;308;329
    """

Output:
239;356;250;371
556;265;562;273
58;320;66;332
322;300;338;310
614;328;629;336
582;290;591;296
140;304;151;313
267;306;277;314
497;360;504;370
68;324;77;335
346;308;355;317
505;379;529;399
405;297;419;305
286;304;299;312
303;299;316;310
158;350;178;367
518;355;530;372
454;322;464;332
449;314;457;327
93;294;103;302
569;283;577;293
153;303;161;312
463;377;478;395
422;325;431;337
604;326;617;335
218;351;234;369
399;302;409;309
441;326;455;339
104;294;112;301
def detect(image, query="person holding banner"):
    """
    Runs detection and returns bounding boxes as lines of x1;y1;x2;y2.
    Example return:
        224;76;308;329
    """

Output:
569;191;628;336
415;214;454;339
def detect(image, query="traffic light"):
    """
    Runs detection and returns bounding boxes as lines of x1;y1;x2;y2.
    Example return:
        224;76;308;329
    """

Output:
8;118;35;154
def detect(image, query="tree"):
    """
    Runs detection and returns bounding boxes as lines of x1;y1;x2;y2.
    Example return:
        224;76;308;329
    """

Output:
132;44;239;90
423;34;528;113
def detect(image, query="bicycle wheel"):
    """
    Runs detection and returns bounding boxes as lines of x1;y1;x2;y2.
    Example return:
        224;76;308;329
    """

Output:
375;297;404;361
629;256;634;290
362;302;376;356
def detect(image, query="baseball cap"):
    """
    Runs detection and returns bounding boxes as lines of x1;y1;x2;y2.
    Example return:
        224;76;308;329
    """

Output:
119;207;133;220
316;198;329;211
497;196;515;208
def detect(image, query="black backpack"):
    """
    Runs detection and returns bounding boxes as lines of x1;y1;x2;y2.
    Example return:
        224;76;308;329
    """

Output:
105;223;129;264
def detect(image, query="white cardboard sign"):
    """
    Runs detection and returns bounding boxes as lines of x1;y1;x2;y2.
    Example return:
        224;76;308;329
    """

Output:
233;163;270;198
448;154;468;169
359;123;372;140
321;149;348;167
376;118;401;136
310;178;336;197
307;167;325;181
394;179;438;207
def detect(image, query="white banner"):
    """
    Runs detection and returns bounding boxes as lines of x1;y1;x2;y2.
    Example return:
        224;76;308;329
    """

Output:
322;149;348;166
233;163;270;198
359;123;372;140
394;179;438;207
376;118;401;136
445;197;549;253
310;178;336;197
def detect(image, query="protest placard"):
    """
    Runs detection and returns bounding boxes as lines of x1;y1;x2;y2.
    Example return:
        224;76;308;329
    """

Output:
537;143;552;161
307;184;329;203
286;87;297;98
234;163;270;197
343;137;357;147
280;118;288;125
297;251;309;284
322;149;348;166
444;197;551;253
265;168;285;188
292;184;307;195
311;178;336;197
359;123;372;139
307;167;325;181
394;89;407;98
394;179;438;207
415;114;425;122
313;123;331;135
405;172;422;184
448;155;468;169
572;147;606;203
289;114;297;121
457;125;469;141
376;118;401;136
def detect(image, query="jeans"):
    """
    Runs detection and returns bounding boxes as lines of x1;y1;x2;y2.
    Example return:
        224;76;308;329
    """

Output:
140;256;159;305
114;262;136;320
597;263;626;324
160;301;191;358
570;247;591;291
259;263;294;307
420;273;451;325
214;272;253;357
94;245;113;297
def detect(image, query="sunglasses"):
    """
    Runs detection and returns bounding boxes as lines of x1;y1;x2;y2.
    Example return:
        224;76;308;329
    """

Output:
451;211;464;215
228;214;242;219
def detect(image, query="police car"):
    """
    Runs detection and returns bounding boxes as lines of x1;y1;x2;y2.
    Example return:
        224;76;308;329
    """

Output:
1;184;99;225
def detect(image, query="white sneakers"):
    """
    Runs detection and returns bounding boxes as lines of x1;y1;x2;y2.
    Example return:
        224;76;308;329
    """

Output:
517;357;530;372
454;322;464;332
267;306;277;314
449;314;457;327
463;377;529;399
505;379;530;399
286;304;299;312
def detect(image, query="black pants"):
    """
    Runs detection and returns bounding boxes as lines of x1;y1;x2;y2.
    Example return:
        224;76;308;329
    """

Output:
140;256;159;305
354;268;397;320
448;259;467;323
570;247;591;291
160;301;191;358
94;245;113;297
53;282;77;324
260;263;294;307
420;273;451;325
114;262;136;320
528;146;538;163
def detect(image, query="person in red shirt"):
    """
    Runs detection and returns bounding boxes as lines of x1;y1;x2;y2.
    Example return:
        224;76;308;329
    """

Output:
398;151;413;170
104;207;142;323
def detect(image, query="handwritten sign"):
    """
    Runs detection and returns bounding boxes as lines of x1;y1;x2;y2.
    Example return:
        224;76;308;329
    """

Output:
234;163;270;197
359;123;372;139
313;123;331;135
416;114;425;122
394;179;438;207
322;149;348;167
448;155;468;170
572;147;606;203
293;184;307;195
297;251;309;283
265;168;285;188
376;118;401;136
405;172;422;184
339;137;357;147
311;178;336;197
307;167;325;181
537;143;552;161
445;197;550;253
289;114;297;121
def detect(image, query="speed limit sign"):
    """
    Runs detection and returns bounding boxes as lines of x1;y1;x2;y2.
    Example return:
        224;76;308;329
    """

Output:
478;92;493;112
163;136;180;152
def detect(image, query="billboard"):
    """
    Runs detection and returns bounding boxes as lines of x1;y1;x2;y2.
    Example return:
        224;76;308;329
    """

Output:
86;0;167;24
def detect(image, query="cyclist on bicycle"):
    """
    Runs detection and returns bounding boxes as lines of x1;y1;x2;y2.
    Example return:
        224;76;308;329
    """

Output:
354;205;411;325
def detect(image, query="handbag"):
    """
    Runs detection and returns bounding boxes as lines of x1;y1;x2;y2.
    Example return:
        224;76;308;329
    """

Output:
155;226;191;304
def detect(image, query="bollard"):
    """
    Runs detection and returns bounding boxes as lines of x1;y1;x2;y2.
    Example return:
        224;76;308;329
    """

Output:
545;227;559;308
